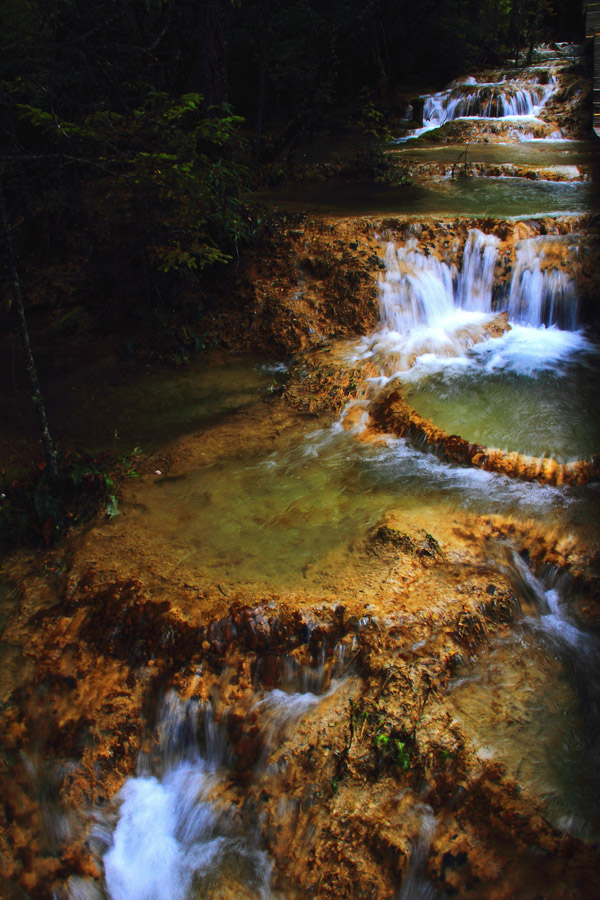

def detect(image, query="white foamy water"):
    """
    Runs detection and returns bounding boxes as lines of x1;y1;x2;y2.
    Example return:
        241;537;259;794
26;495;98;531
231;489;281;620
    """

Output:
99;677;343;900
468;323;592;375
101;697;274;900
394;324;594;385
104;763;239;900
365;437;569;513
354;228;588;387
422;77;555;127
355;230;503;374
399;54;566;142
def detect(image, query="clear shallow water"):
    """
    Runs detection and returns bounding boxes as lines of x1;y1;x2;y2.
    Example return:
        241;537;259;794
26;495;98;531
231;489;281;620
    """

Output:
59;356;281;454
128;421;596;589
392;139;595;170
402;330;600;462
254;176;591;218
449;635;600;839
90;227;600;589
449;558;600;841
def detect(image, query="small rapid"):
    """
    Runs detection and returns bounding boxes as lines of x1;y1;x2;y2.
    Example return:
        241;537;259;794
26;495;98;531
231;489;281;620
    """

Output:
422;72;556;128
449;550;600;840
88;653;348;900
400;49;573;142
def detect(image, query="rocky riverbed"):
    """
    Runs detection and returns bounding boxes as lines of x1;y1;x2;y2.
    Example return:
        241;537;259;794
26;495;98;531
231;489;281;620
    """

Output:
1;44;599;900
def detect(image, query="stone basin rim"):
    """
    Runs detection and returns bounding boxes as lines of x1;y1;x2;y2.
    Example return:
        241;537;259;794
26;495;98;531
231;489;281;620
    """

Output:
372;386;600;487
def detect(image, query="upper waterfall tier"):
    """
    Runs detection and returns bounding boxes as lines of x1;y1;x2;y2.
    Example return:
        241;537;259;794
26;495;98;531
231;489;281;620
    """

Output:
397;51;578;142
422;72;557;128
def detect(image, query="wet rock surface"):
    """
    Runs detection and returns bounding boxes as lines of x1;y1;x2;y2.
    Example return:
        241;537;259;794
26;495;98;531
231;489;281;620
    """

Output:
1;46;599;898
204;217;381;358
2;203;600;895
2;517;600;898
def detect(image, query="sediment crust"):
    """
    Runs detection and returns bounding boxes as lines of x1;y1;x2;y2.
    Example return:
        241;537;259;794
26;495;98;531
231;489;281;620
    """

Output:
372;385;600;486
3;552;599;900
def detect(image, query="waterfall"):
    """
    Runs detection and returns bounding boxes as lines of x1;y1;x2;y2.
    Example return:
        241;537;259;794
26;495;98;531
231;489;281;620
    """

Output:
507;236;579;329
379;229;500;330
421;71;557;128
353;227;586;390
378;238;457;332
455;230;501;313
447;551;600;842
378;230;579;336
397;805;439;900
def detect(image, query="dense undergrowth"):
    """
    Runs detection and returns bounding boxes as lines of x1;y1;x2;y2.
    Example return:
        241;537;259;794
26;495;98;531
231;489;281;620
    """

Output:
0;449;136;555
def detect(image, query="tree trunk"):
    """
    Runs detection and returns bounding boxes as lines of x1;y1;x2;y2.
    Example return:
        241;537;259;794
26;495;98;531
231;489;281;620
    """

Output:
526;0;542;65
0;177;60;481
253;27;269;163
492;0;500;51
507;0;521;62
196;0;228;108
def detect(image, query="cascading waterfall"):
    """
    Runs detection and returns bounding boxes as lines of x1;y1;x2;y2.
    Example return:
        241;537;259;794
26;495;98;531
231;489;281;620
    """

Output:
378;229;501;333
398;57;565;142
378;238;457;332
350;227;596;464
454;229;501;313
356;227;587;407
375;229;579;346
460;550;600;839
361;228;503;374
508;235;579;329
83;656;346;900
422;74;557;127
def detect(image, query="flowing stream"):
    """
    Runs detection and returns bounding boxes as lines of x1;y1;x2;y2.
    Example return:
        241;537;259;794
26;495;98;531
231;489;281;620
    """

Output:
260;46;598;220
3;46;599;900
354;230;600;462
448;551;600;841
85;233;600;895
91;54;600;898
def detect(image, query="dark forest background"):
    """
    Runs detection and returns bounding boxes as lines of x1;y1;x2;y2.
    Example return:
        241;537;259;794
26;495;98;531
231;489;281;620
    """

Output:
0;0;585;331
0;0;588;537
0;0;585;366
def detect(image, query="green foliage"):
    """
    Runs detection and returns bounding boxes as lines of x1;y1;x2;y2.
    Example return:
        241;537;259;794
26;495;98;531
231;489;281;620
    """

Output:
374;726;414;772
15;91;251;278
0;0;581;350
355;88;392;148
394;739;411;771
1;2;255;343
0;450;130;555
